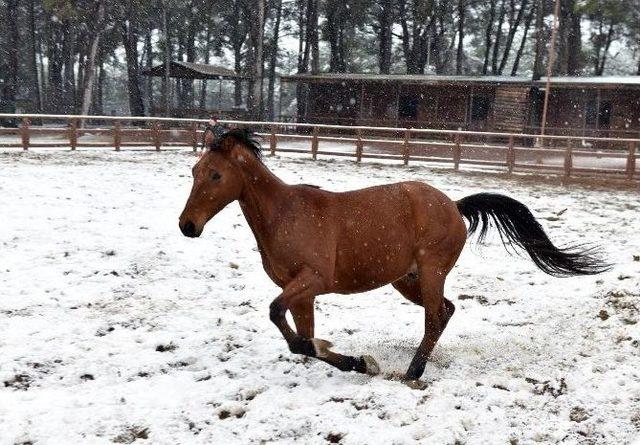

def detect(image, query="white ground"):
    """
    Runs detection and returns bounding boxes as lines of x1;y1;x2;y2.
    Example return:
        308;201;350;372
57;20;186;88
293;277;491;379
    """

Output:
1;149;639;445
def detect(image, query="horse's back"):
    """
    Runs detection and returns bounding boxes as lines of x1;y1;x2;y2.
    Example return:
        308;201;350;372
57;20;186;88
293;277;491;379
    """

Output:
326;181;465;293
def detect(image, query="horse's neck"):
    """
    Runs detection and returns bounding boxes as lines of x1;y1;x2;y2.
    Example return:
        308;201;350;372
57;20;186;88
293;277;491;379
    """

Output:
237;154;288;237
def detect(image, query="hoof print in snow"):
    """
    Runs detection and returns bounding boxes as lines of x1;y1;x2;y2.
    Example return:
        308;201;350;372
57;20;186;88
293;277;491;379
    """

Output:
96;326;116;336
458;294;489;305
492;383;510;391
403;379;428;390
188;421;202;435
155;343;178;352
598;309;610;320
570;406;590;423
3;373;32;391
112;426;149;443
217;406;245;420
528;377;567;398
325;432;344;443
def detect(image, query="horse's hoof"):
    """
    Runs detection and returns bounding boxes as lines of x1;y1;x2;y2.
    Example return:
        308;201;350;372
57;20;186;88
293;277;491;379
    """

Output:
362;355;380;376
403;379;428;390
311;338;333;358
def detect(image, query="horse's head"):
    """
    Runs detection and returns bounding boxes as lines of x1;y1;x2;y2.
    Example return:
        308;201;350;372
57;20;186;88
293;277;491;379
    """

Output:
178;127;261;238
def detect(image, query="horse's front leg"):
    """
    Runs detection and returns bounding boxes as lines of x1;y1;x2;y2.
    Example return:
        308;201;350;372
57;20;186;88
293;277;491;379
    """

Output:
269;268;379;375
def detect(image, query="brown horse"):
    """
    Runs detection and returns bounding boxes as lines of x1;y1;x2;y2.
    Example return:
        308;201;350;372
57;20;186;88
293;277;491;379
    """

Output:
179;127;608;385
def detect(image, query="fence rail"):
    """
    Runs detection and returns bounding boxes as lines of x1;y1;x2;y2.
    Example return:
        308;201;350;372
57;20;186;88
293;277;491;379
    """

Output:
0;113;638;182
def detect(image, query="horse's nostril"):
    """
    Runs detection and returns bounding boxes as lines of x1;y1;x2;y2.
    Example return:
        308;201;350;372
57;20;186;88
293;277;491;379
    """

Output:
181;220;198;238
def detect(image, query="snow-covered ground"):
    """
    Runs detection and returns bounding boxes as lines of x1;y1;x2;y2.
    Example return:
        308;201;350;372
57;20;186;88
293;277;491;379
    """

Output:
1;149;639;445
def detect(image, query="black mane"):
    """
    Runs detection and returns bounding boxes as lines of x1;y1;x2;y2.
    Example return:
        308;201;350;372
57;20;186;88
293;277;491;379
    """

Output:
207;127;262;159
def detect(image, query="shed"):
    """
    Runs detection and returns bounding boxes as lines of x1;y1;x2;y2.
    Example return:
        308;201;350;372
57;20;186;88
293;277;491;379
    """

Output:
280;74;640;139
142;61;249;119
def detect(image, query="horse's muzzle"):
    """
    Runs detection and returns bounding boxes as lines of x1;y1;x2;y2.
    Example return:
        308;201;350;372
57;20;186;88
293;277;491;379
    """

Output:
180;220;200;238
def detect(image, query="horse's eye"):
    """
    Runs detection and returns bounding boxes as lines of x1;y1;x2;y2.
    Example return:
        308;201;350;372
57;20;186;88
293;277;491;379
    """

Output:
211;171;221;181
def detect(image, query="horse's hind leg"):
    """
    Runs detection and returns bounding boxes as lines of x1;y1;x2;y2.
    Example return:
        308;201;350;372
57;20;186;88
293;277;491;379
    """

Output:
403;264;454;384
393;276;456;329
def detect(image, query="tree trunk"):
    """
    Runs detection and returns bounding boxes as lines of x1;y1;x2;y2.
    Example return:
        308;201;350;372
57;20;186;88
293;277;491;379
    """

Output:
27;0;42;113
46;19;65;113
80;0;106;124
377;0;393;74
306;0;320;73
145;32;154;112
5;0;19;111
183;0;198;109
595;22;614;76
491;0;506;74
63;26;76;113
296;0;308;121
200;26;212;110
247;0;265;119
556;0;569;74
482;0;497;74
456;0;465;74
122;18;145;116
163;2;171;116
230;0;247;109
326;0;347;72
95;49;104;115
511;1;534;75
566;1;582;74
498;0;528;74
532;0;546;80
267;0;283;120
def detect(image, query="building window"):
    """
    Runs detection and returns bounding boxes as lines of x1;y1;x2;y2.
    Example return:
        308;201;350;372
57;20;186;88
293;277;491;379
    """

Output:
598;101;612;128
471;96;491;121
586;99;612;128
398;96;419;119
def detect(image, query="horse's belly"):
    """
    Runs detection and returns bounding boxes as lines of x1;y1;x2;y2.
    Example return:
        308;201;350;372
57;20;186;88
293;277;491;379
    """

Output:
332;232;415;293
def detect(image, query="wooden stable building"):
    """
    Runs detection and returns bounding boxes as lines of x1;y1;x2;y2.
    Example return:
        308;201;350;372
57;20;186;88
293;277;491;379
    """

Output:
143;61;249;119
280;74;640;139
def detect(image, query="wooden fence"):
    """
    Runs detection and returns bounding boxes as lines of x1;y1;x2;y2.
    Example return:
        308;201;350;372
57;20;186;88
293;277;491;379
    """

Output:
0;113;638;182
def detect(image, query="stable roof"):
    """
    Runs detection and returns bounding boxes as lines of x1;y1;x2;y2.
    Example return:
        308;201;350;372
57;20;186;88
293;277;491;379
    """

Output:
281;73;640;89
142;61;247;80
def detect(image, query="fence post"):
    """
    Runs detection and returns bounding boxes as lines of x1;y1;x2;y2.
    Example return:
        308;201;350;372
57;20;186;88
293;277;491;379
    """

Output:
20;118;30;151
626;141;636;181
153;122;161;151
507;135;515;174
311;126;319;160
403;129;411;165
453;134;462;171
69;119;78;151
270;124;277;156
564;140;573;178
355;129;363;163
191;121;198;152
113;120;122;151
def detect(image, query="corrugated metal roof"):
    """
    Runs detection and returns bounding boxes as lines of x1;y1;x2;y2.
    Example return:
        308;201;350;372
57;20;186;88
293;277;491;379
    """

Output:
281;73;640;88
281;73;530;84
142;61;247;79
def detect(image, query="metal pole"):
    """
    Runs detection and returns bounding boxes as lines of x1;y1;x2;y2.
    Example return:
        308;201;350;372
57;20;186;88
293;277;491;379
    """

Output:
539;0;561;136
218;77;222;115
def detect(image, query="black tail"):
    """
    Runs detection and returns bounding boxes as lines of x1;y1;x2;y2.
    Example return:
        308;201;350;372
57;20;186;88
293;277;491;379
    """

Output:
457;193;611;277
